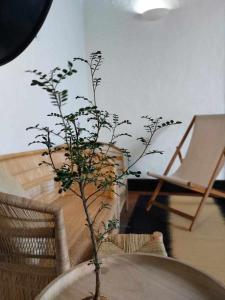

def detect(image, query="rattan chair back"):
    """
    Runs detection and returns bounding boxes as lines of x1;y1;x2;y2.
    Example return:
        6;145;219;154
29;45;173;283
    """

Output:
0;192;70;300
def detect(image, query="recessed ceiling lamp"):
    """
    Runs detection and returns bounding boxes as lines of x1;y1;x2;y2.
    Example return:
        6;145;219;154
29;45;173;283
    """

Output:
133;0;179;20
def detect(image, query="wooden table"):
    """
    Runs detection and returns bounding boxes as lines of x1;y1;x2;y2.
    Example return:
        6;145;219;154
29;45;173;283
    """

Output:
36;254;225;300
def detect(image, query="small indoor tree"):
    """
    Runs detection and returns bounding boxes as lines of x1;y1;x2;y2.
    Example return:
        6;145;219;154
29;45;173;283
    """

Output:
27;51;180;300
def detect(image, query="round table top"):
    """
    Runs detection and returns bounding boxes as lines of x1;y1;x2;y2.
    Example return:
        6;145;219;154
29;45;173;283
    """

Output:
37;254;225;300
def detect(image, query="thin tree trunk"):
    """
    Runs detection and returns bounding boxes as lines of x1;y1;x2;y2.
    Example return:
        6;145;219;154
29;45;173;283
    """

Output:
78;183;101;300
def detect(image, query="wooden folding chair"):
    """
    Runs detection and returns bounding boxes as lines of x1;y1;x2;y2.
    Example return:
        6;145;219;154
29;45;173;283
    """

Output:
146;114;225;231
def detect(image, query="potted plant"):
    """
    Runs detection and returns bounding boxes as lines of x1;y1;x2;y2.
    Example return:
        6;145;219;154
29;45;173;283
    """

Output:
27;51;180;300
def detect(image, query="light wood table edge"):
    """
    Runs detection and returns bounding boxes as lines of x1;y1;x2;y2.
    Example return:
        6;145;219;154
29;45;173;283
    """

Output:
35;253;225;300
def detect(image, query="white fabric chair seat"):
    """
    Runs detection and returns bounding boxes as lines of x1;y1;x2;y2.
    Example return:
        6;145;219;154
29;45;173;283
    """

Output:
147;171;207;190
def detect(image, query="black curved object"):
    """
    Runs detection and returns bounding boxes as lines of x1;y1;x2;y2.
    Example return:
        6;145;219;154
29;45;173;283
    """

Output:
0;0;53;66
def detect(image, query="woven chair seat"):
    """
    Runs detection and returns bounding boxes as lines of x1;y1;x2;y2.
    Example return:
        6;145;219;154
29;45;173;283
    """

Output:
98;232;167;257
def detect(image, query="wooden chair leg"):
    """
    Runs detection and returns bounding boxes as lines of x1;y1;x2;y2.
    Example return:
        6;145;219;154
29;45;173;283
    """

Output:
189;151;225;231
146;180;163;211
189;191;210;231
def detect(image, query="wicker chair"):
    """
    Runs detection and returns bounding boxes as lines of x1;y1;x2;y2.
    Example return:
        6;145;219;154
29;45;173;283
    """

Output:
98;232;167;257
0;192;70;300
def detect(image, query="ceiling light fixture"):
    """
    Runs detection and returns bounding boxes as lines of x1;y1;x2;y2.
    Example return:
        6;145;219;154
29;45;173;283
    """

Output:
111;0;179;20
133;0;179;19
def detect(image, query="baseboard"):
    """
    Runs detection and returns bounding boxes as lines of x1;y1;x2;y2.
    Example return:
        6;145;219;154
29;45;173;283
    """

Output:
128;179;225;194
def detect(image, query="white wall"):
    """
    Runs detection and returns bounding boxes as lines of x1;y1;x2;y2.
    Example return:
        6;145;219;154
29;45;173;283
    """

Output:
0;0;88;154
84;0;225;178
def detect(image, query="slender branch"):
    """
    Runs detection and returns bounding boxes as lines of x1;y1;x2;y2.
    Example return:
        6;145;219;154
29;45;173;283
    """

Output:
69;187;82;198
87;190;106;208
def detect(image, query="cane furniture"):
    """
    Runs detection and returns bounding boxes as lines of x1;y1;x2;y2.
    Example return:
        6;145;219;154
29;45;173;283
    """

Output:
0;192;69;299
98;231;167;257
0;144;127;299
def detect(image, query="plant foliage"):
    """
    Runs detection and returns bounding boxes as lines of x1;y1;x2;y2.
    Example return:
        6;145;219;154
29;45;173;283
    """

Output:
27;51;181;300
